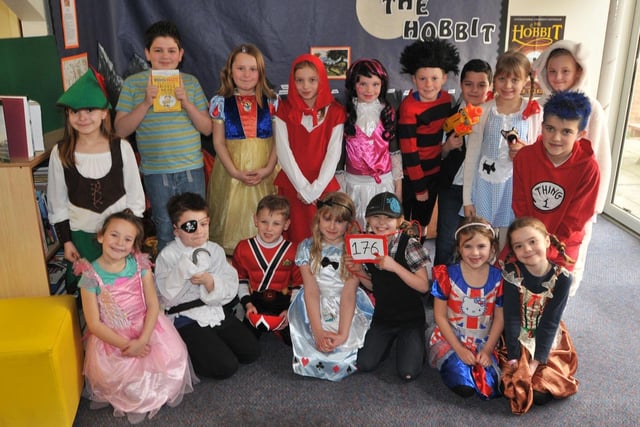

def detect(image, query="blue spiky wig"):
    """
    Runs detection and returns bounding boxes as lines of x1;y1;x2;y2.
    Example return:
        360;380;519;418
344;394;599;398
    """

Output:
543;91;592;131
399;38;460;75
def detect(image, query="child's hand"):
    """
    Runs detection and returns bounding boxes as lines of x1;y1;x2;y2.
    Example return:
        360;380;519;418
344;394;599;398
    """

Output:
344;255;363;275
416;190;429;202
377;255;398;273
442;134;463;156
63;241;80;263
145;75;159;107
326;330;347;349
174;75;188;104
236;170;261;186
190;272;215;292
297;192;312;205
244;302;258;315
276;310;289;330
456;346;477;366
463;204;476;217
314;329;335;353
252;166;275;184
122;338;151;358
476;349;493;367
508;139;525;160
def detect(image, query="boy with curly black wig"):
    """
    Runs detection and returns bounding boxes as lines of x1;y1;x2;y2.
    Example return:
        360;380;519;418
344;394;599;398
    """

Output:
397;39;460;236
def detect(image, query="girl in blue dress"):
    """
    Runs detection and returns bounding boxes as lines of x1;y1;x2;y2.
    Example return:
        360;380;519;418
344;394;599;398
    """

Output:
288;192;373;381
462;51;541;250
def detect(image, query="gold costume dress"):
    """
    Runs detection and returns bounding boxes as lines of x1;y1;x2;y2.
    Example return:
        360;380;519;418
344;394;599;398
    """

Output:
207;94;277;255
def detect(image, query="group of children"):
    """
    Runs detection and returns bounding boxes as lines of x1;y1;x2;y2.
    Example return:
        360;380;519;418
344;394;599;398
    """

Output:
44;17;610;422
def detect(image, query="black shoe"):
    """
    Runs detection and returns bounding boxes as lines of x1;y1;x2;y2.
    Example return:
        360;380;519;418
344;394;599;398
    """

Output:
533;390;553;405
451;385;475;398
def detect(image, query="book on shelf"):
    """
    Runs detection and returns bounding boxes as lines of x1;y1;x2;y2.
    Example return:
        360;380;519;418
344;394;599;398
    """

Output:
151;70;181;112
35;189;58;249
48;259;66;295
33;164;49;192
29;100;45;152
48;250;67;295
0;95;34;159
0;104;8;162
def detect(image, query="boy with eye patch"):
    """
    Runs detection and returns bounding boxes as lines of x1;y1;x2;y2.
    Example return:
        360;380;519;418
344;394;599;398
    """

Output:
511;91;599;273
155;192;260;379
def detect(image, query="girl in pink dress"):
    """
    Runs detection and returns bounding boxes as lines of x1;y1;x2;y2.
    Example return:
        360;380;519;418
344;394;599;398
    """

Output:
339;58;402;229
75;210;195;424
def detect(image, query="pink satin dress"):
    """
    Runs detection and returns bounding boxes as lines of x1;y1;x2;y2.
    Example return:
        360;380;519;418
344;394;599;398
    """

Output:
77;254;196;423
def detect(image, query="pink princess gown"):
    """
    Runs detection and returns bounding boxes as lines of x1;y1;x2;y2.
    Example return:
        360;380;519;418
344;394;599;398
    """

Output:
76;254;196;423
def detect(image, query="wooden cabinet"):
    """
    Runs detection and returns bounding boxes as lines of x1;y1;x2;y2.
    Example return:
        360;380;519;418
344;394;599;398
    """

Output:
0;130;63;298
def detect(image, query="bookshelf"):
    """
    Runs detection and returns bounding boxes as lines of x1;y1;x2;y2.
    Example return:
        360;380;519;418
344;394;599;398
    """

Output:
0;129;63;298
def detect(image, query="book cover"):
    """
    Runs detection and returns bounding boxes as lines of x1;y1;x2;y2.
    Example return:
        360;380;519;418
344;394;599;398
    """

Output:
29;100;45;152
0;105;8;162
151;70;181;112
0;95;34;159
47;257;67;295
36;189;58;247
507;16;566;97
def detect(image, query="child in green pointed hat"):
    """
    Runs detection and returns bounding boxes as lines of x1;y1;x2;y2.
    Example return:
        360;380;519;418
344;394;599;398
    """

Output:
48;67;145;296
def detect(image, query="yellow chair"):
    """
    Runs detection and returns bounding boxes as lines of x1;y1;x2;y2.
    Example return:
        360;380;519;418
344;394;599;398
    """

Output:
0;295;84;427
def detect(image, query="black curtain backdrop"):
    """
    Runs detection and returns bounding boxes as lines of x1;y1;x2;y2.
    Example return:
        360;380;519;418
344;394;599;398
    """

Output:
48;0;506;103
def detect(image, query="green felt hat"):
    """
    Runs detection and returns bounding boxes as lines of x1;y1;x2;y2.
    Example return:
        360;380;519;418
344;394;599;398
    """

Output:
57;69;110;109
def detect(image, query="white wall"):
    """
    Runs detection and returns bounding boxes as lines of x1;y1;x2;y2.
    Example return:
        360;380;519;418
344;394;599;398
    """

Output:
3;0;49;36
508;0;610;98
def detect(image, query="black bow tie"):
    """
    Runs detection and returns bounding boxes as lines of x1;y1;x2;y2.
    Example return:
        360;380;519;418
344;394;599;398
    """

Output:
321;257;339;270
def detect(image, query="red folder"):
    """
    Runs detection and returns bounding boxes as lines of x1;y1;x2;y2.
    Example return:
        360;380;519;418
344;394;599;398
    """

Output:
1;95;34;159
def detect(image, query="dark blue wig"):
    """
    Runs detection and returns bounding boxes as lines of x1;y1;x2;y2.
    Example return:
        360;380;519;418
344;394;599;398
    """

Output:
543;91;592;131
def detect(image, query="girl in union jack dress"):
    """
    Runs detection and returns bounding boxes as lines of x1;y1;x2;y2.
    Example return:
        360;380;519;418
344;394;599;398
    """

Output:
429;216;503;399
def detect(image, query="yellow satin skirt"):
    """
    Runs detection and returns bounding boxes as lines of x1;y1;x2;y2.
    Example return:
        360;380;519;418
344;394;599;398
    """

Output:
207;136;276;255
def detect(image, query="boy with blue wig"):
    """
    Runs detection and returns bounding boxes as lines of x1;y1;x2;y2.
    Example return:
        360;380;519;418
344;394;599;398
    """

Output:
511;91;600;271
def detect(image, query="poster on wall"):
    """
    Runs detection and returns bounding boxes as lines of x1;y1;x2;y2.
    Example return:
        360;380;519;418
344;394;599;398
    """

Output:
310;47;351;80
508;16;565;96
61;53;88;90
60;0;79;49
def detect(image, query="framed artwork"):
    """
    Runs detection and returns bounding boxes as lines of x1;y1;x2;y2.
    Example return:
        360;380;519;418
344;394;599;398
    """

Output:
310;46;351;79
60;0;80;49
60;53;88;91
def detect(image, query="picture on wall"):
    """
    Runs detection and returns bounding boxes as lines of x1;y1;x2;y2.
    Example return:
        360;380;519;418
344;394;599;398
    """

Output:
60;0;80;49
310;46;351;80
508;16;566;96
61;53;88;91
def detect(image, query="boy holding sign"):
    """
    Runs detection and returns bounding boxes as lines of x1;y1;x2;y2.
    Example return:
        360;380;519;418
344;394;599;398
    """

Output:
352;192;431;381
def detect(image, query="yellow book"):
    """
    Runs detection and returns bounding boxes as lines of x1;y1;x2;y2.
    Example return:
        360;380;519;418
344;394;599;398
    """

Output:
151;70;181;112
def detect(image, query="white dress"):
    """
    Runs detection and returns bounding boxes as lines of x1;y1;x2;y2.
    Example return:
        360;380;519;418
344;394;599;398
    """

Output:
289;239;374;381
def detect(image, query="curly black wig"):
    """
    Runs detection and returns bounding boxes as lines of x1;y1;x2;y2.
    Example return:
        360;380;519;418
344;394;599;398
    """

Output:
399;38;460;76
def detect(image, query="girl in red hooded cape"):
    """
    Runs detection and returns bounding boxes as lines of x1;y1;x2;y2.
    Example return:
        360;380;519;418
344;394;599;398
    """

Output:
274;54;346;244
